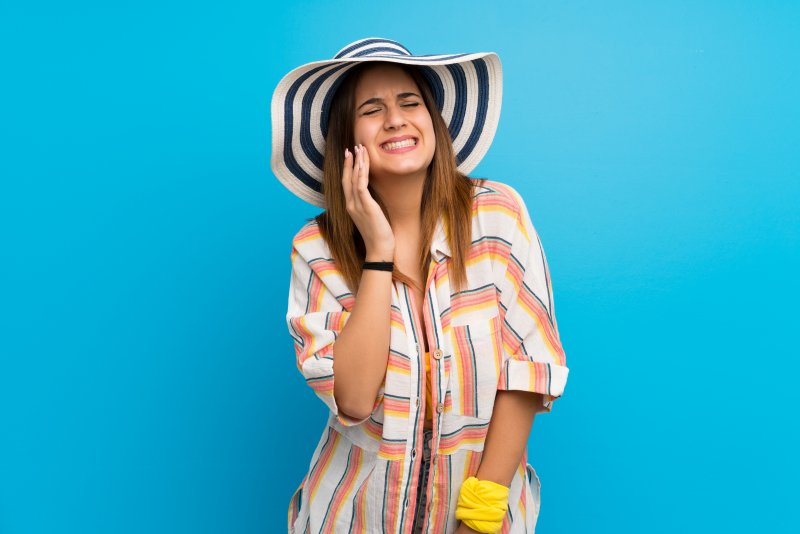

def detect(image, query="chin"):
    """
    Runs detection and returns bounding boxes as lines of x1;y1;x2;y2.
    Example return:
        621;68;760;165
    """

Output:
383;167;428;177
377;159;431;176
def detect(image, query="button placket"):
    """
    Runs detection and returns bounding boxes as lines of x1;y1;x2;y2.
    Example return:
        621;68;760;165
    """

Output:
425;285;446;429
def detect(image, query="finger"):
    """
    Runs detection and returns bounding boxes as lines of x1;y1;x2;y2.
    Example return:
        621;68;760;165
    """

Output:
361;144;370;182
356;144;369;204
352;145;362;212
341;148;353;209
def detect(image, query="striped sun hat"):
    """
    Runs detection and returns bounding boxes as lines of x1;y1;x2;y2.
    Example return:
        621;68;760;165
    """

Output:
270;37;503;207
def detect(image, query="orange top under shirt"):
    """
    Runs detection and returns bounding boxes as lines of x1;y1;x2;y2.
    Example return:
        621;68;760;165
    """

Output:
424;351;432;421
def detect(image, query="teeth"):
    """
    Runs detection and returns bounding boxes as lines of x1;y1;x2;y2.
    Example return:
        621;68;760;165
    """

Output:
382;138;416;151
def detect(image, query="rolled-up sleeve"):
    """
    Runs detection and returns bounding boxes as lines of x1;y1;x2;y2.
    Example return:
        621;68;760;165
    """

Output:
495;186;569;413
286;240;383;427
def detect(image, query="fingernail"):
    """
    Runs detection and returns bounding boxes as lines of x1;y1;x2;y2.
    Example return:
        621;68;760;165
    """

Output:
344;148;350;158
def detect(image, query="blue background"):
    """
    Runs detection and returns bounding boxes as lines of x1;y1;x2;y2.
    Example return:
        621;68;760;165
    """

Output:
1;1;798;533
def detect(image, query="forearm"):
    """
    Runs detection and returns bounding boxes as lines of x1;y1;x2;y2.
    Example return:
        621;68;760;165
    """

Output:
455;391;544;534
475;390;545;486
332;267;393;419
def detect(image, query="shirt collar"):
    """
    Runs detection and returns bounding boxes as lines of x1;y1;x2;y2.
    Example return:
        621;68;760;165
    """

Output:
430;216;451;262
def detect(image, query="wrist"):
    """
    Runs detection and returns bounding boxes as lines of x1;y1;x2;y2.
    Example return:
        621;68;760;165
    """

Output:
365;251;394;262
455;476;509;533
362;260;394;273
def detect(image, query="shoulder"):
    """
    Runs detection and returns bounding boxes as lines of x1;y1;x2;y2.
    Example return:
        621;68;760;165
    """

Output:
290;218;331;263
290;218;352;297
291;218;322;248
470;177;528;224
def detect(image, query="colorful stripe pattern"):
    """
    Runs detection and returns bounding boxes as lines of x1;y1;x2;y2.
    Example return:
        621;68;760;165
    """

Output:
286;179;569;532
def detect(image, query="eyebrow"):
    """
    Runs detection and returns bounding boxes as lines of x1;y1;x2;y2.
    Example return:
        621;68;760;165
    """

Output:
356;92;421;111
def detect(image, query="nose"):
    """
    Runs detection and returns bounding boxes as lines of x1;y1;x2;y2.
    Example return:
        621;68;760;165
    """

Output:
383;104;406;130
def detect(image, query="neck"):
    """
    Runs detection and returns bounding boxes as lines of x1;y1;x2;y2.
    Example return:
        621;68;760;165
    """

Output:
369;171;427;230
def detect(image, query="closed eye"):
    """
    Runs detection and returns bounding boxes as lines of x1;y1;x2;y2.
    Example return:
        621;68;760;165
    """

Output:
363;102;420;116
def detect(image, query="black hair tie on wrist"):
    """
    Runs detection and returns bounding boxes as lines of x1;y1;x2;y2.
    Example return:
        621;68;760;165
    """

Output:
363;261;394;271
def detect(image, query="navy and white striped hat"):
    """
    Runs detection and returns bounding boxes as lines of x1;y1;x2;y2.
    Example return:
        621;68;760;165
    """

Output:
270;37;503;207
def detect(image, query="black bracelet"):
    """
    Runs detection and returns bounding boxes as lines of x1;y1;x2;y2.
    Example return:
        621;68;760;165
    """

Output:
363;261;394;271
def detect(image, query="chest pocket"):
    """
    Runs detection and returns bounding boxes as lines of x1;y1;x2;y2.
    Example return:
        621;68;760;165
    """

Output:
448;309;501;420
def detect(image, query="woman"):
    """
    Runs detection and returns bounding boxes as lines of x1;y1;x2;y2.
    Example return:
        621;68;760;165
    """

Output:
272;38;570;534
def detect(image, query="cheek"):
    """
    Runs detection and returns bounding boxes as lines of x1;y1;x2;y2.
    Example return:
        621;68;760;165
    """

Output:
421;118;435;143
352;125;363;145
424;123;436;156
352;120;374;145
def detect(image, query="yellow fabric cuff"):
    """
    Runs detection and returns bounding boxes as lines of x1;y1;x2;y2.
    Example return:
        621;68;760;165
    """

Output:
454;476;510;533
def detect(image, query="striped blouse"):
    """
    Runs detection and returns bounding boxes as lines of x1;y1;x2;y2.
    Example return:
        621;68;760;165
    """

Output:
285;178;569;533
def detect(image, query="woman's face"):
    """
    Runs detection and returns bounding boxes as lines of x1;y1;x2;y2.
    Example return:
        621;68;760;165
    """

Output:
352;64;436;181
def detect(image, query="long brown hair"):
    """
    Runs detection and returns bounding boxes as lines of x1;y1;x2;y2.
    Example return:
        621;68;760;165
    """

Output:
315;61;484;294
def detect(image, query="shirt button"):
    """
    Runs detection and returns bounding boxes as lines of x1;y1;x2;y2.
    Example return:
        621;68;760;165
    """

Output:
436;403;444;413
433;349;442;360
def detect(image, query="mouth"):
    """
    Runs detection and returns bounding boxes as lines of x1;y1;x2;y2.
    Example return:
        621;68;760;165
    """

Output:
380;137;418;153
